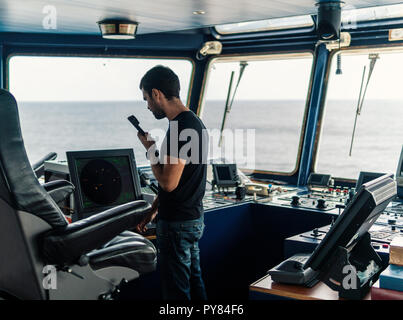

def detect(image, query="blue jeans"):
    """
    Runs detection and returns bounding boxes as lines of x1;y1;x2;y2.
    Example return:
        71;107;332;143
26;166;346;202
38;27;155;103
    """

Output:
156;215;207;300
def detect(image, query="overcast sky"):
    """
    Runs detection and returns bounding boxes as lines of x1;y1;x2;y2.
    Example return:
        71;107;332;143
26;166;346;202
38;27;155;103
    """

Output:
8;51;403;102
9;57;193;102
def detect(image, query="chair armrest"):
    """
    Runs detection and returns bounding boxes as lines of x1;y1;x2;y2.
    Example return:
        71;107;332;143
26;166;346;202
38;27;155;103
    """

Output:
41;180;75;205
32;152;57;178
41;199;151;266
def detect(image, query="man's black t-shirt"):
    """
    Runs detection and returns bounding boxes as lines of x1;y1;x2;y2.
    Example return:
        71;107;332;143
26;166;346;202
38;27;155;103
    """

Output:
158;110;208;221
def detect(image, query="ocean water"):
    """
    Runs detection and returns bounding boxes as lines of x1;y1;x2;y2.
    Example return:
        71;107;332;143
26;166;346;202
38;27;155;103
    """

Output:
16;99;403;179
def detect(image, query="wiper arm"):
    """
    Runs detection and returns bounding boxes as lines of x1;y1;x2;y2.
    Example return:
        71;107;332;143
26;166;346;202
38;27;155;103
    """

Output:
349;65;366;157
219;61;248;147
219;71;234;147
349;54;379;156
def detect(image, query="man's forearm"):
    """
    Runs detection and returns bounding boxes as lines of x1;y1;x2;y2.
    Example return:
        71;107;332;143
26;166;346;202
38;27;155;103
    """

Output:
146;139;185;191
150;162;164;186
145;141;166;185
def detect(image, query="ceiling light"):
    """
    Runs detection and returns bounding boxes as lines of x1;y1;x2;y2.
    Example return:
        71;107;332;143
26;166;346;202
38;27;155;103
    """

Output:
98;19;139;40
193;10;206;15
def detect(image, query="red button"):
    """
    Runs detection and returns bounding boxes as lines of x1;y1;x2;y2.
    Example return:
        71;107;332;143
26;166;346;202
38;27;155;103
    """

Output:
382;244;389;248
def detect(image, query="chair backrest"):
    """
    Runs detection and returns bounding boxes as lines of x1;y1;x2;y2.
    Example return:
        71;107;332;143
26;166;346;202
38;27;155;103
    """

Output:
0;198;48;300
0;89;68;228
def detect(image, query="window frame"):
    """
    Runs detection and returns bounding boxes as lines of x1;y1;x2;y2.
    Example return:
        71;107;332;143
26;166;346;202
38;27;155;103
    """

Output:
312;44;403;183
197;51;315;176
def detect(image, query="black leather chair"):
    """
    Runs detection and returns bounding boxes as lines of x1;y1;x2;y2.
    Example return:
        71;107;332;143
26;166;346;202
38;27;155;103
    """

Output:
32;152;57;178
29;152;76;210
0;89;157;300
41;179;75;209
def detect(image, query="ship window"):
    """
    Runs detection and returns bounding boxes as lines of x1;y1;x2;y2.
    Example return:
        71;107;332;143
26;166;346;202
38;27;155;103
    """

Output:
8;56;193;165
316;50;403;179
200;53;313;173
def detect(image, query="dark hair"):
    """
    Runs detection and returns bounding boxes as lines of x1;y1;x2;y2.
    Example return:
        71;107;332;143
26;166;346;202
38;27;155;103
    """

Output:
139;65;180;100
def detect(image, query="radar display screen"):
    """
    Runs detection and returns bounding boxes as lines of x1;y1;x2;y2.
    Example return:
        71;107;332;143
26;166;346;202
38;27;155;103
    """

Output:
75;156;136;210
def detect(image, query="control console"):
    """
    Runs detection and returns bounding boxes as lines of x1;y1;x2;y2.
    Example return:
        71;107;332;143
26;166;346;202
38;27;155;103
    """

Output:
271;186;353;212
284;203;403;263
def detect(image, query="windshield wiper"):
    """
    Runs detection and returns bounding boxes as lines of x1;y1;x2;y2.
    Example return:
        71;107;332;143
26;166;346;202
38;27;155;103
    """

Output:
219;61;248;147
349;53;379;156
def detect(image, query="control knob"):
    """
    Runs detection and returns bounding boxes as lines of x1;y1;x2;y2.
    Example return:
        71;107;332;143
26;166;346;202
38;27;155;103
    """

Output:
291;196;300;206
388;219;397;225
311;228;320;237
317;198;327;209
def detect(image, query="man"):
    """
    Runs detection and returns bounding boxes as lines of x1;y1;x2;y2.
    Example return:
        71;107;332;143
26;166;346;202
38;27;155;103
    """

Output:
135;65;208;300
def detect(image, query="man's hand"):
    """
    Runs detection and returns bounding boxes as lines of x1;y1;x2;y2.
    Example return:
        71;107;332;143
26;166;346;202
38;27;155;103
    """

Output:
136;208;157;233
137;131;156;151
136;196;159;233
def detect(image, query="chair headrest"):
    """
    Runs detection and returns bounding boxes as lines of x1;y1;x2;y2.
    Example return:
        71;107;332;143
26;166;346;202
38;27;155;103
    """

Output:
0;89;68;228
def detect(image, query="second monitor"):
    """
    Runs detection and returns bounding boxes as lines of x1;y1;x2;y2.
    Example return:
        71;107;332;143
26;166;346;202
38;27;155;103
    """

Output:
269;173;397;299
355;171;386;190
212;163;239;188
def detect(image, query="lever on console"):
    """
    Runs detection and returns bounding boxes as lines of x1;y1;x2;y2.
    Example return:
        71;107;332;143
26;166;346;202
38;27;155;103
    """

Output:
291;196;300;206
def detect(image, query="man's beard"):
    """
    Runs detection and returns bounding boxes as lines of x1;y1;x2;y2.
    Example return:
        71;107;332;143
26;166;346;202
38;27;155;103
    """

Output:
152;107;166;120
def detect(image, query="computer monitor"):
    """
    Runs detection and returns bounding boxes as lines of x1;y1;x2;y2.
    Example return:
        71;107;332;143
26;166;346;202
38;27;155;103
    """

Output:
355;171;386;190
307;173;331;187
212;163;239;188
67;149;142;219
304;173;396;272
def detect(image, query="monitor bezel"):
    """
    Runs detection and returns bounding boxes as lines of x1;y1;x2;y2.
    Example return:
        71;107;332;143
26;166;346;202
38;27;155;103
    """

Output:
304;173;396;272
355;171;385;190
66;148;142;218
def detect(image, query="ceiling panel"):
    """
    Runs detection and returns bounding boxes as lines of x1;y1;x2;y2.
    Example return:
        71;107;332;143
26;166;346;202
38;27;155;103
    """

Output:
0;0;402;35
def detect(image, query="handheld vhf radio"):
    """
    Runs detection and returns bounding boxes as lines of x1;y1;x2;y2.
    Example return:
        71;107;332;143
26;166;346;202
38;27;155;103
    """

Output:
127;115;146;136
